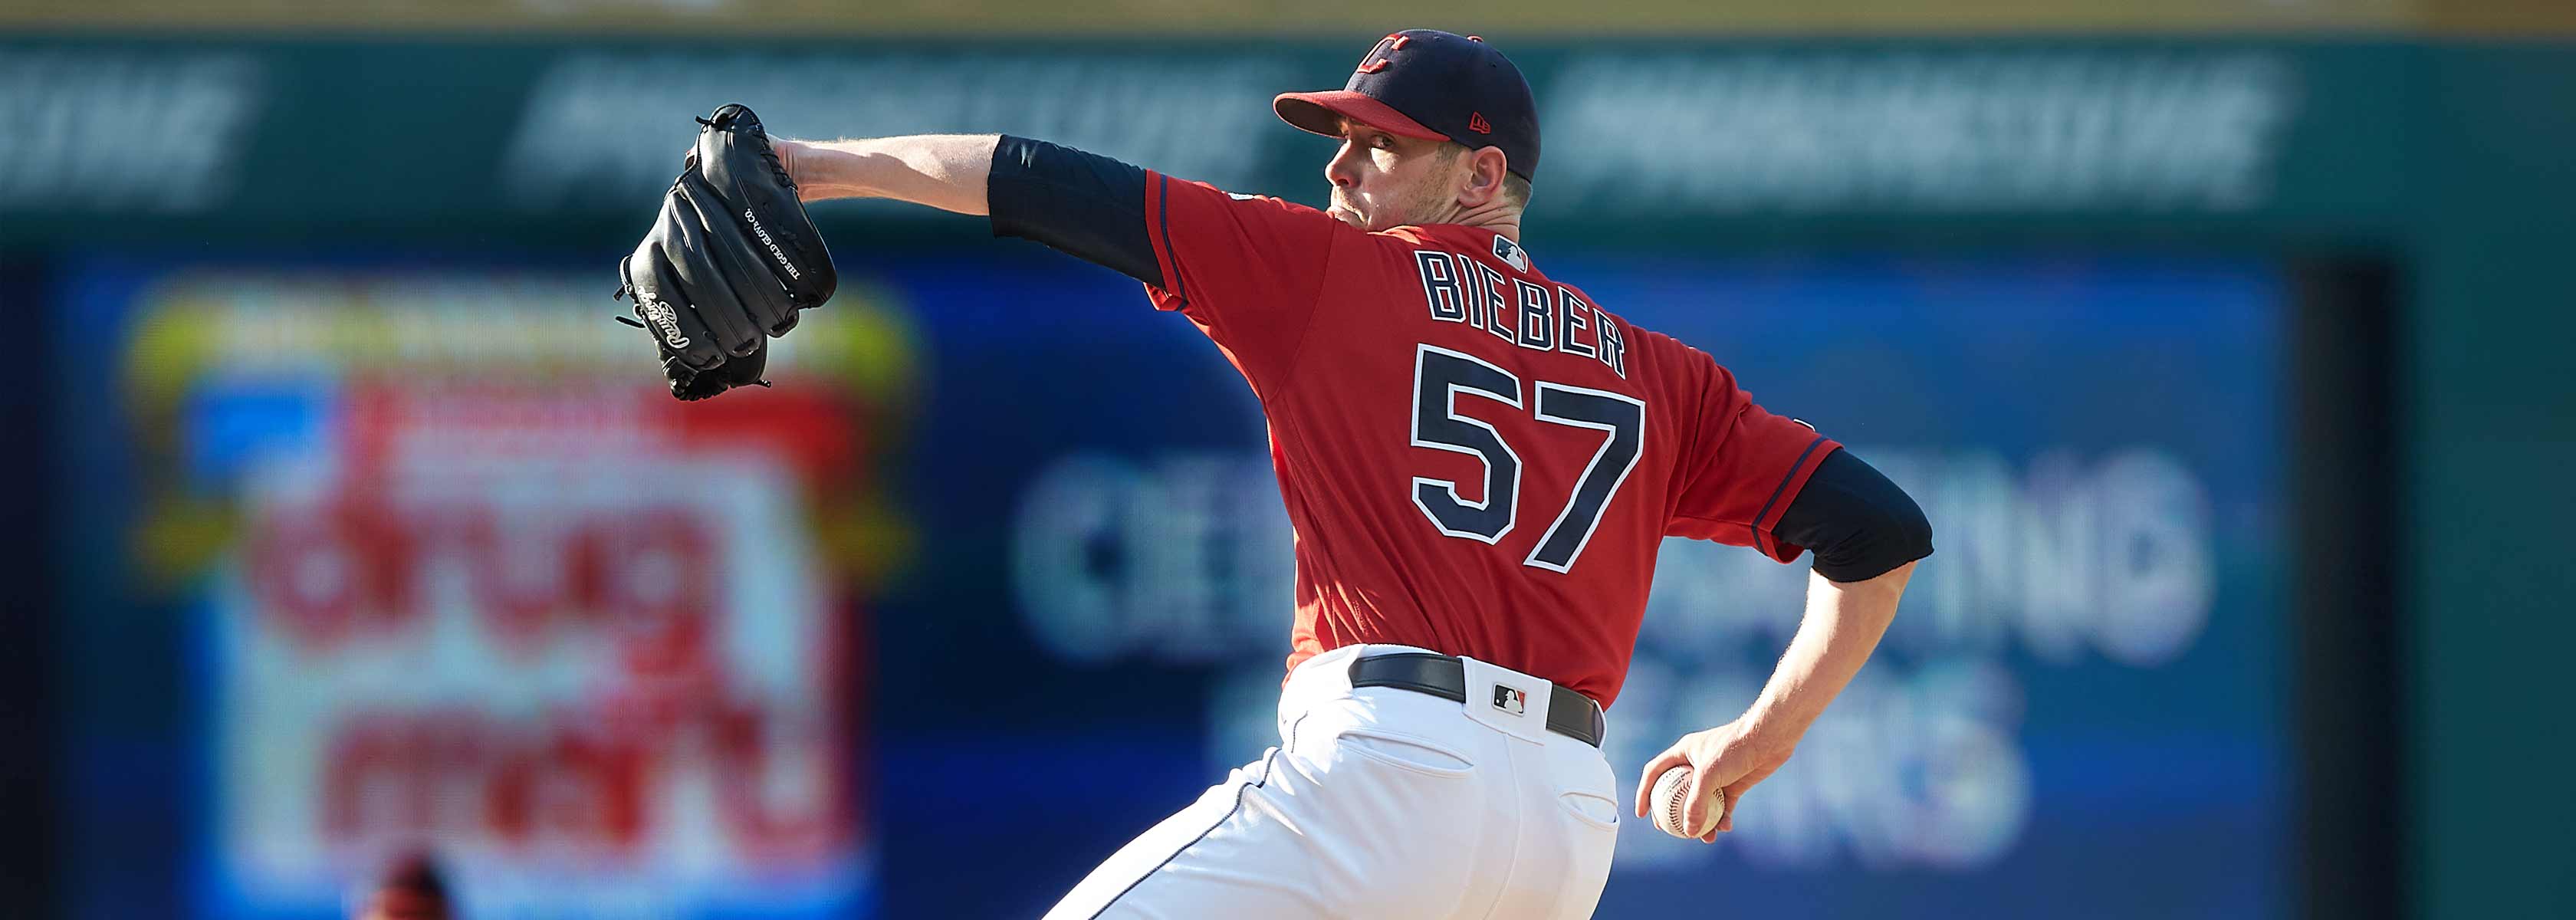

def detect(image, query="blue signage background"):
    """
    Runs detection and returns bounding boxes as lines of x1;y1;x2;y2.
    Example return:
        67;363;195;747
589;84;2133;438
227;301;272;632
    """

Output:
54;245;2284;919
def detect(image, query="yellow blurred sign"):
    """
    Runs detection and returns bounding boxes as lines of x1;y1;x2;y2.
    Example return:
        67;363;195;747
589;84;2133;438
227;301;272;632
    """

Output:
21;0;2575;35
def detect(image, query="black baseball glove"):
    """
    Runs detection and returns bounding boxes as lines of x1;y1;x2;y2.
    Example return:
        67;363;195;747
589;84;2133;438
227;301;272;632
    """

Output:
615;104;837;400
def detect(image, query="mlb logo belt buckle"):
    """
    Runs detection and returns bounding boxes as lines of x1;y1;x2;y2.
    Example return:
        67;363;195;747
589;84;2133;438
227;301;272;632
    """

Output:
1459;656;1552;744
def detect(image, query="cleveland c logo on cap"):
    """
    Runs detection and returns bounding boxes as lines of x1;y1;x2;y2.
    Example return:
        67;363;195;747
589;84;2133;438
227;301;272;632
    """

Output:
1356;32;1410;74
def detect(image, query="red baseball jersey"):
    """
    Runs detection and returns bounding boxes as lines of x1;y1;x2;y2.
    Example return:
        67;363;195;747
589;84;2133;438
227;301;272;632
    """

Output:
1141;172;1838;708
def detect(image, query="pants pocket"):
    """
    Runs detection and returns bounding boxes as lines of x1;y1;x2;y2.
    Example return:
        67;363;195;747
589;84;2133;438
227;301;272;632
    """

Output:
1546;740;1623;832
1556;790;1621;830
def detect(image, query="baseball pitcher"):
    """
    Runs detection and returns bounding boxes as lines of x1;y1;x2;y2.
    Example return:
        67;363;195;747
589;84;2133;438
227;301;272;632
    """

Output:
622;28;1933;919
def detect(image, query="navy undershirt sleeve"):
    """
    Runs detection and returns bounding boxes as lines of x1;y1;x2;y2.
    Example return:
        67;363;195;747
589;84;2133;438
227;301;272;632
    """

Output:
986;135;1163;288
1773;448;1934;583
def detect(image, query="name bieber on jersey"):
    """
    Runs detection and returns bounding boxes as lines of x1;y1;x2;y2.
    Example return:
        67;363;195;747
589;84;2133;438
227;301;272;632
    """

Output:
1411;248;1628;379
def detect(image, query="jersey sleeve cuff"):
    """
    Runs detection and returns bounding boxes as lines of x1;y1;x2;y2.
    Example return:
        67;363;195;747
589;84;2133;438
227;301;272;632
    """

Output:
1141;170;1186;313
1748;435;1841;563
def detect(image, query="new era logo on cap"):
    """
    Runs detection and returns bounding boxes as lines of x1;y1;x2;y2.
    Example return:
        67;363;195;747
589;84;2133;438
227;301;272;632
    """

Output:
1468;112;1491;134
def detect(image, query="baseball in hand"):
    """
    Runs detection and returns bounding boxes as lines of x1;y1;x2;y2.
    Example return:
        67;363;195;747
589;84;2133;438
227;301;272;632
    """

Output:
1651;764;1727;839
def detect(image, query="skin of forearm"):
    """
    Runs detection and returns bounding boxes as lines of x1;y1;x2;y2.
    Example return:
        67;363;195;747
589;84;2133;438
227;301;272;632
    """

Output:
784;134;999;215
1740;562;1914;753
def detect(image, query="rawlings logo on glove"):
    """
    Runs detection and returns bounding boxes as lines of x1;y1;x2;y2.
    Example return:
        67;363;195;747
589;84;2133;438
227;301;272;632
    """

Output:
613;104;838;401
636;295;691;349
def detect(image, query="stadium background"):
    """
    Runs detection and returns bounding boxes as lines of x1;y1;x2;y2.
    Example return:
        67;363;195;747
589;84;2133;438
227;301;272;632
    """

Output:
1;2;2571;918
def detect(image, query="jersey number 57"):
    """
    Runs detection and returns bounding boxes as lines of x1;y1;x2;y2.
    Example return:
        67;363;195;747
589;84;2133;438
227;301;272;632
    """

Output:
1408;344;1645;573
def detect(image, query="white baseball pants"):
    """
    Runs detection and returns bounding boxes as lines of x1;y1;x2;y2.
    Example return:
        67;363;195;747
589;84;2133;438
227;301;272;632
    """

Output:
1043;644;1621;920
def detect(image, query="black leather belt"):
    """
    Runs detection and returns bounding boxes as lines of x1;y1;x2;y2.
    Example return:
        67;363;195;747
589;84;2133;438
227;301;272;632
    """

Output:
1346;652;1605;748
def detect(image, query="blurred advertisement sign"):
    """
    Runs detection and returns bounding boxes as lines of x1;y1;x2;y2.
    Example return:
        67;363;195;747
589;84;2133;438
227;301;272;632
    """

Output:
104;269;918;918
1547;51;2296;213
504;52;1290;210
0;39;2387;233
215;386;861;916
1012;452;1293;664
488;47;2301;217
0;51;264;213
59;248;2291;916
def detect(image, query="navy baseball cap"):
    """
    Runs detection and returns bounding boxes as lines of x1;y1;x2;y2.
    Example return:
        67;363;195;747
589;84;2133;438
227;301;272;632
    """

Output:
1275;30;1541;182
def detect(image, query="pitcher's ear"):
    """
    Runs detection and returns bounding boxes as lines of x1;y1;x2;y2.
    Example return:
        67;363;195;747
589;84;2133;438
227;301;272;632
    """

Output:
1460;146;1511;206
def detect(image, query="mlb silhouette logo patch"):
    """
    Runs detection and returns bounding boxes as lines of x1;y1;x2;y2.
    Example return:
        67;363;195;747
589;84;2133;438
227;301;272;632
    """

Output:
1492;685;1528;715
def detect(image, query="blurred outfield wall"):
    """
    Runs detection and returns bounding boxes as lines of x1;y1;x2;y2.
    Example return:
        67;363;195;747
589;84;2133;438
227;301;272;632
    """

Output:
0;17;2570;919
